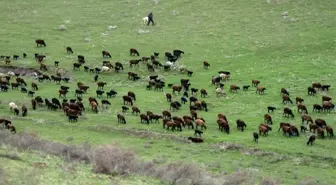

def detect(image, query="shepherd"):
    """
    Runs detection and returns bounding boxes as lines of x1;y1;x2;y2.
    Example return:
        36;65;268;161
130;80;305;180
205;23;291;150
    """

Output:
147;12;154;26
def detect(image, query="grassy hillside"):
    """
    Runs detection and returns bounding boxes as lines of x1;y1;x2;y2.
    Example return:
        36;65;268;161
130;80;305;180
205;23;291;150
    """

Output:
0;0;336;184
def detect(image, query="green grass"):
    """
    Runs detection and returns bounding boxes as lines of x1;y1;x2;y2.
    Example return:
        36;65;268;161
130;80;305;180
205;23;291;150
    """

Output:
1;0;336;184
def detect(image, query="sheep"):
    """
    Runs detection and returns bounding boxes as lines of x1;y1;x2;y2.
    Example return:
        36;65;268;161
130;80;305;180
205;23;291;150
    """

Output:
143;16;149;24
215;88;227;97
31;72;38;77
101;66;110;72
7;71;15;76
9;102;18;111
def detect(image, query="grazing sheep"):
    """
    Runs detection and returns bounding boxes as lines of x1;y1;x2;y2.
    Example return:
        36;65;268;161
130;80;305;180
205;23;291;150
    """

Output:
9;102;18;111
143;16;149;24
215;88;227;97
101;66;110;72
7;71;15;76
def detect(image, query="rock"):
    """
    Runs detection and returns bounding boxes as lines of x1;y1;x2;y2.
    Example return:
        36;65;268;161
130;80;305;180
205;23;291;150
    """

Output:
58;24;67;31
108;25;117;30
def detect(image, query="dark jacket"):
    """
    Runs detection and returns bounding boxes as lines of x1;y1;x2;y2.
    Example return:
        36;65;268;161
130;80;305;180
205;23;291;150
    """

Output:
148;12;153;19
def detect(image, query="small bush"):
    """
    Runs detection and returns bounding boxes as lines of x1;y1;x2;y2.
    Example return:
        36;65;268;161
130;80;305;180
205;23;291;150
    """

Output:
0;130;279;185
223;171;251;185
260;177;279;185
0;167;6;185
297;178;318;185
92;144;136;175
0;153;22;161
3;131;91;163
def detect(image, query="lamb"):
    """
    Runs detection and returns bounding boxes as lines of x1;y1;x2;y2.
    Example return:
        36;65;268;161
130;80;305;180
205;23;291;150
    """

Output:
7;71;15;76
143;16;149;24
101;66;110;72
9;102;18;111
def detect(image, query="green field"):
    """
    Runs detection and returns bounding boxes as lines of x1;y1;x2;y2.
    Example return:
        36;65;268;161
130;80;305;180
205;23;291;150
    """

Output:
1;0;336;184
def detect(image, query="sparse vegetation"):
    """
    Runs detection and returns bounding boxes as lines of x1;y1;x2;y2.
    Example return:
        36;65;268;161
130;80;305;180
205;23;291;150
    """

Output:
1;0;335;184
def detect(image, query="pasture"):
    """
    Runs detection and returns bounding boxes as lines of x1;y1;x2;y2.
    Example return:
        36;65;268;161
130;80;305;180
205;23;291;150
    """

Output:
1;0;336;184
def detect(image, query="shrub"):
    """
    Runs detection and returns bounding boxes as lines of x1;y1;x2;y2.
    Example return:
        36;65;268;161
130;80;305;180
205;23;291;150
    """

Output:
0;130;279;185
91;144;136;175
0;153;22;161
0;167;6;185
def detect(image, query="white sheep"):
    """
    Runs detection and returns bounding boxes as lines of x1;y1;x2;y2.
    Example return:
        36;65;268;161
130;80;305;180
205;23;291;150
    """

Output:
143;16;149;24
215;88;227;98
165;61;174;66
31;72;38;77
101;66;110;72
7;71;15;76
9;102;18;111
219;73;230;81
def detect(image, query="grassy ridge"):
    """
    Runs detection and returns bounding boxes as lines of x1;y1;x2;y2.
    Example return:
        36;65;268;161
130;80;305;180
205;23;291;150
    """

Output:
1;0;336;184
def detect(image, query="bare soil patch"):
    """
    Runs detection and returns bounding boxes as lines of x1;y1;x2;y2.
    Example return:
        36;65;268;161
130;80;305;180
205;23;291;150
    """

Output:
0;66;42;76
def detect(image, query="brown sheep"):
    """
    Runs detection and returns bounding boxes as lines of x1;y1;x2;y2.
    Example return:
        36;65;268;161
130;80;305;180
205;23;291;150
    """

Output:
217;119;229;134
162;110;171;119
203;61;210;69
264;114;273;125
313;104;323;113
127;91;136;101
278;122;291;132
122;96;133;106
253;132;259;143
315;119;326;128
326;126;334;138
301;114;313;124
200;89;208;97
166;93;172;102
309;123;318;133
297;103;308;114
322;101;334;113
259;125;270;136
31;99;37;110
97;81;107;90
229;85;240;93
296;97;304;104
217;113;228;123
140;114;149;124
252;80;260;87
132;107;141;115
283;107;294;119
130;48;140;56
236;119;247;132
172;85;182;94
188;137;204;143
282;126;292;137
31;82;38;91
322;95;332;103
183;118;194;129
312;83;322;90
256;86;266;94
317;128;325;139
190;110;197;120
195;119;207;130
282;95;293;104
280;88;289;96
307;135;316;146
117;113;126;124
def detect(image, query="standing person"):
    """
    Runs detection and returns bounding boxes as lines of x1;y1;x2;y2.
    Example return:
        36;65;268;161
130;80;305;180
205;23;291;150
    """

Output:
147;12;154;26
